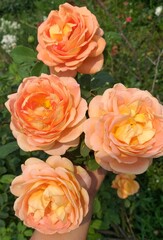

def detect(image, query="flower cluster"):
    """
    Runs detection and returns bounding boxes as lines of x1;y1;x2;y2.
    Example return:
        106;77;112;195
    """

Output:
6;2;163;235
0;18;20;53
1;34;17;53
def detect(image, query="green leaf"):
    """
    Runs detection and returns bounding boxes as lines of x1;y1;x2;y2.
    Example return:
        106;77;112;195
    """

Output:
31;61;49;76
80;141;90;157
10;46;37;64
0;212;9;219
93;197;101;215
0;141;19;159
0;219;5;227
24;229;33;237
17;222;26;232
18;234;26;240
0;166;7;175
0;174;15;184
87;158;100;171
91;219;102;230
0;193;8;203
91;71;114;90
78;74;91;91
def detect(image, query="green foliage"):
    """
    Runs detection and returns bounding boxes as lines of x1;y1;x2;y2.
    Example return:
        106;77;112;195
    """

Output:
10;46;37;64
0;141;19;159
31;61;49;76
0;0;34;15
87;158;100;171
0;222;33;240
80;141;91;158
147;158;163;191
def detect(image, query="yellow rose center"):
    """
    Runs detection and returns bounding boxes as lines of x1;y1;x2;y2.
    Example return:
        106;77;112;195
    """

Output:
27;184;69;223
113;101;155;145
49;23;76;44
22;93;65;130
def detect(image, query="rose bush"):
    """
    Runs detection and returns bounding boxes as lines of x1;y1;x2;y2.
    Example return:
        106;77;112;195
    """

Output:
5;74;87;155
84;83;163;174
10;156;91;234
112;174;140;199
37;3;106;77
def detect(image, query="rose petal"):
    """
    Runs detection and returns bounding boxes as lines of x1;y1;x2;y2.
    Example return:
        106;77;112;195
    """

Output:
77;54;104;74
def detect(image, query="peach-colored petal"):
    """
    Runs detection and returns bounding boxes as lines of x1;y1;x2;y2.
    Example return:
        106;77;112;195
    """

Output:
46;156;74;172
45;138;79;156
89;36;106;57
59;118;85;143
88;95;103;117
10;176;25;197
17;134;39;152
68;99;87;127
110;157;152;174
77;54;104;74
83;118;99;149
49;67;77;78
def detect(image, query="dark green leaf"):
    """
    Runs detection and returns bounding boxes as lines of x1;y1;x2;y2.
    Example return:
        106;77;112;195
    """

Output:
0;219;5;227
93;197;101;215
10;46;37;64
0;174;15;184
31;61;49;76
91;71;114;90
78;74;91;91
0;166;7;175
17;62;34;78
0;212;9;219
81;89;92;100
0;142;19;159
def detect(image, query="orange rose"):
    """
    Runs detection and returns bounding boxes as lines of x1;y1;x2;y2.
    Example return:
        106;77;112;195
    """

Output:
84;83;163;174
37;3;106;77
112;174;140;199
10;156;91;234
5;74;87;155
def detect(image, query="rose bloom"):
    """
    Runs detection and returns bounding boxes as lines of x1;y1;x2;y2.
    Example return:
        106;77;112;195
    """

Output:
84;83;163;174
112;174;139;199
5;74;87;155
37;3;106;77
10;156;91;234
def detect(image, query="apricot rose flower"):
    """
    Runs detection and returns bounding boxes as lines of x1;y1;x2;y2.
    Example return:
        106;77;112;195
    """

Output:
112;174;140;199
84;83;163;174
10;156;91;234
5;74;87;155
37;3;106;77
